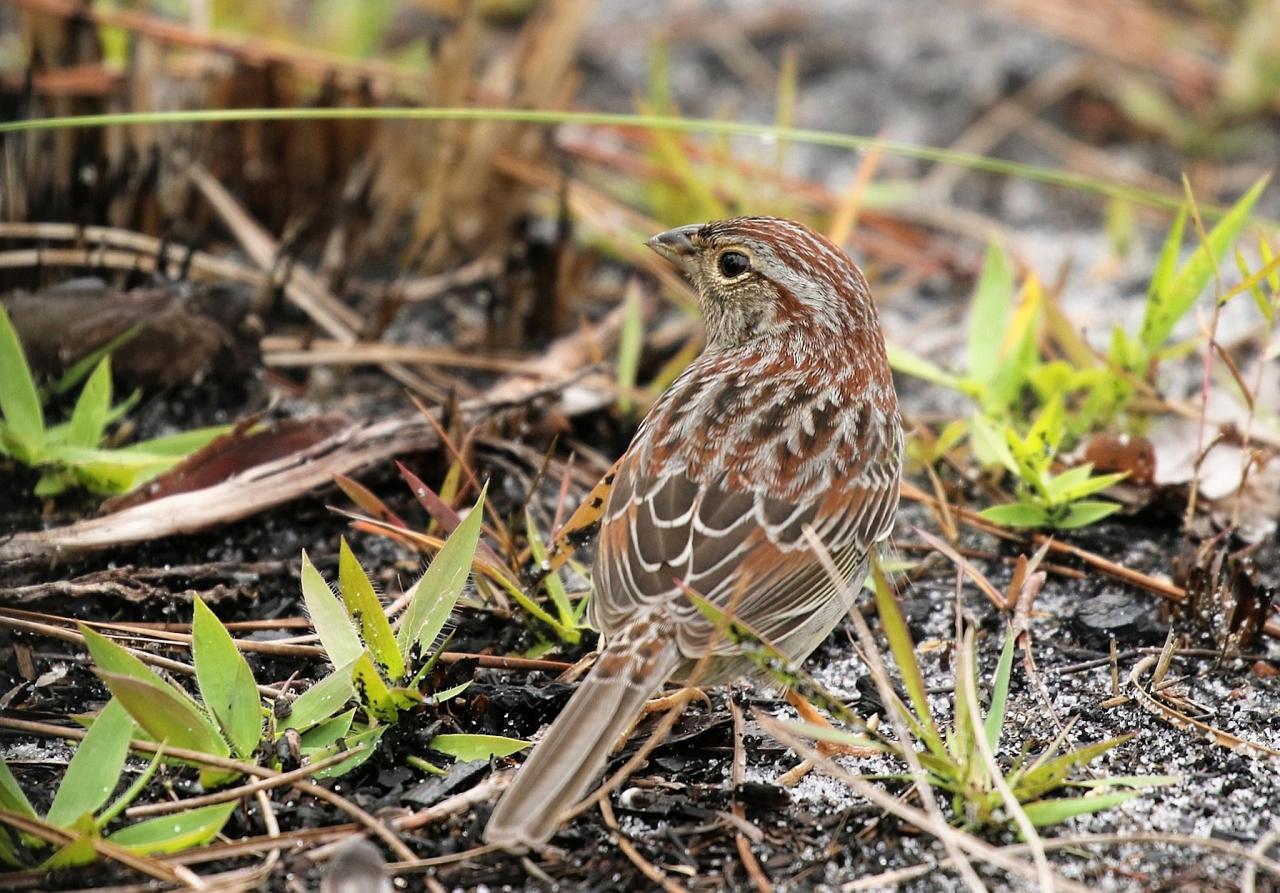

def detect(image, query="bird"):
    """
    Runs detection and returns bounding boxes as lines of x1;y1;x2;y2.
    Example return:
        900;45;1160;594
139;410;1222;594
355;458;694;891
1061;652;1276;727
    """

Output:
484;216;903;850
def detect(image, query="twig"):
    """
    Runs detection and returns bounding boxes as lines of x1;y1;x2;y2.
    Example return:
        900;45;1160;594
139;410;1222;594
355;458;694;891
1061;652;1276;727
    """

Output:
901;481;1193;606
598;798;691;893
0;303;627;559
729;696;773;893
760;718;1091;893
803;529;988;893
1127;655;1280;761
842;831;1280;890
956;623;1054;891
0;717;414;862
0;809;202;888
1243;828;1280;893
124;747;362;818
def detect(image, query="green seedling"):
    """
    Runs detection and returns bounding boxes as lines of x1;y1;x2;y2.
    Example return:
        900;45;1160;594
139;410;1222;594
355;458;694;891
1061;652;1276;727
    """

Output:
297;485;528;773
686;561;1172;833
79;599;266;789
0;700;235;869
0;305;227;497
976;395;1126;530
340;464;586;645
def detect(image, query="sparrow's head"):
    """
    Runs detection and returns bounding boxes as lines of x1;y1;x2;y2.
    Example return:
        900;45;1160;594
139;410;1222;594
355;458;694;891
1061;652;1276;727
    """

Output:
646;216;880;350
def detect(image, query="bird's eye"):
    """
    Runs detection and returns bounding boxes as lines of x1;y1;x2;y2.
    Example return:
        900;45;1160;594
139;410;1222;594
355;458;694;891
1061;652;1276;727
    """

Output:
717;250;751;279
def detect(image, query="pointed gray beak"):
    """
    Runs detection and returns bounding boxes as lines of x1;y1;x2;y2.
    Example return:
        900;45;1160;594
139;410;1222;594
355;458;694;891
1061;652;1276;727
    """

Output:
645;224;701;274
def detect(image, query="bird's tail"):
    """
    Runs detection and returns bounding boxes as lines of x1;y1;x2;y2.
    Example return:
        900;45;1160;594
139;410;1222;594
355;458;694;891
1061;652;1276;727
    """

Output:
484;617;680;850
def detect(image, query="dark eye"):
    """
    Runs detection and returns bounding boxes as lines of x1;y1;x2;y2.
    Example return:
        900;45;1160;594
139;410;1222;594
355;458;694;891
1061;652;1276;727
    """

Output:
717;250;750;279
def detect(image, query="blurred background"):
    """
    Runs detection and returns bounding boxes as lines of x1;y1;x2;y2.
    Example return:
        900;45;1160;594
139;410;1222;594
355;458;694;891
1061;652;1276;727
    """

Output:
3;0;1277;362
1;6;1279;890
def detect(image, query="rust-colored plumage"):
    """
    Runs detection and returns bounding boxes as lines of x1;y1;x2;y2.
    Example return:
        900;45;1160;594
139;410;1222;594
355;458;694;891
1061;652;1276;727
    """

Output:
485;216;903;850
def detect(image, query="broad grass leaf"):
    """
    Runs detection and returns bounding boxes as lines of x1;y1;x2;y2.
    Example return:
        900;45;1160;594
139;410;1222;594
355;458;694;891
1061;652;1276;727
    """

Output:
969;412;1018;473
0;303;44;463
94;672;229;764
351;652;399;722
308;725;385;779
1016;735;1133;802
1148;206;1187;309
979;502;1049;529
615;279;644;413
65;358;112;449
431;680;471;704
871;559;944;756
192;598;262;759
429;733;529;762
297;709;355;750
985;275;1042;416
339;539;404;682
967;238;1015;386
0;759;36;818
53;324;140;396
1021;790;1143;827
106;802;237;854
397;485;487;658
300;551;362;669
123;425;231;457
280;662;356;734
983;630;1016;754
41;833;97;869
525;509;574;629
886;345;980;396
81;626;231;780
1057;501;1122;529
45;699;134;828
1139;177;1268;356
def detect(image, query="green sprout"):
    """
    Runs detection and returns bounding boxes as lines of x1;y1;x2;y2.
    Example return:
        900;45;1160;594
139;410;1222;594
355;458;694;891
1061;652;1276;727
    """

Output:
686;563;1172;833
297;486;528;773
0;700;234;869
0;305;227;498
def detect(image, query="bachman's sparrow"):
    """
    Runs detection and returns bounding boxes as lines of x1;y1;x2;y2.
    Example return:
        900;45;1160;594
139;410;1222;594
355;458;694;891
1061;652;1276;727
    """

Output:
485;216;903;850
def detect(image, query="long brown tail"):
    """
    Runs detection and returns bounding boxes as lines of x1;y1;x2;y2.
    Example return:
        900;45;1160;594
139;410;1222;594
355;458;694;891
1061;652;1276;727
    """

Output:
484;618;680;850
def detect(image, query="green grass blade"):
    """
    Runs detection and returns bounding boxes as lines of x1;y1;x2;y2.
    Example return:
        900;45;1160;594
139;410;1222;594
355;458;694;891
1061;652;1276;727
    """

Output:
870;559;944;756
1021;790;1143;827
967;238;1015;385
299;550;363;669
429;733;529;762
983;629;1016;753
45;699;134;828
106;802;237;854
1;108;1263;223
1139;176;1269;356
338;539;405;682
191;597;262;759
0;758;38;819
53;324;140;396
93;745;165;830
397;485;487;658
0;303;45;463
79;625;233;787
615;279;644;414
524;507;574;631
65;358;112;449
886;345;981;397
278;662;357;735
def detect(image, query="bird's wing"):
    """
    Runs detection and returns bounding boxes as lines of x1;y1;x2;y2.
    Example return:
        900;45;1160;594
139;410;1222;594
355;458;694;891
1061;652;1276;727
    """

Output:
590;424;900;659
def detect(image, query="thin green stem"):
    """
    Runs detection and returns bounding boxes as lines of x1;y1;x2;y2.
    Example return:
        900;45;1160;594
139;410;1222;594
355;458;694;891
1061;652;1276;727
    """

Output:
1;107;1270;224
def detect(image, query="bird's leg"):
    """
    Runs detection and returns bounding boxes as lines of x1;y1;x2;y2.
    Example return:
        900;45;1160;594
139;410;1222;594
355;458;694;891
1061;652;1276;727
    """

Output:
610;687;710;753
644;686;712;715
775;690;876;787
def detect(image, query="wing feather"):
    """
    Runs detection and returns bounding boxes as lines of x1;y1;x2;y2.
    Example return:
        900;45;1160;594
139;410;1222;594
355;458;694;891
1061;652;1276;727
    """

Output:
589;412;900;665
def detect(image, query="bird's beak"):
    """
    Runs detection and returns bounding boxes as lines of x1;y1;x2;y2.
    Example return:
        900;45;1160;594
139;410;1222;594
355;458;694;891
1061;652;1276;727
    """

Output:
645;224;701;276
